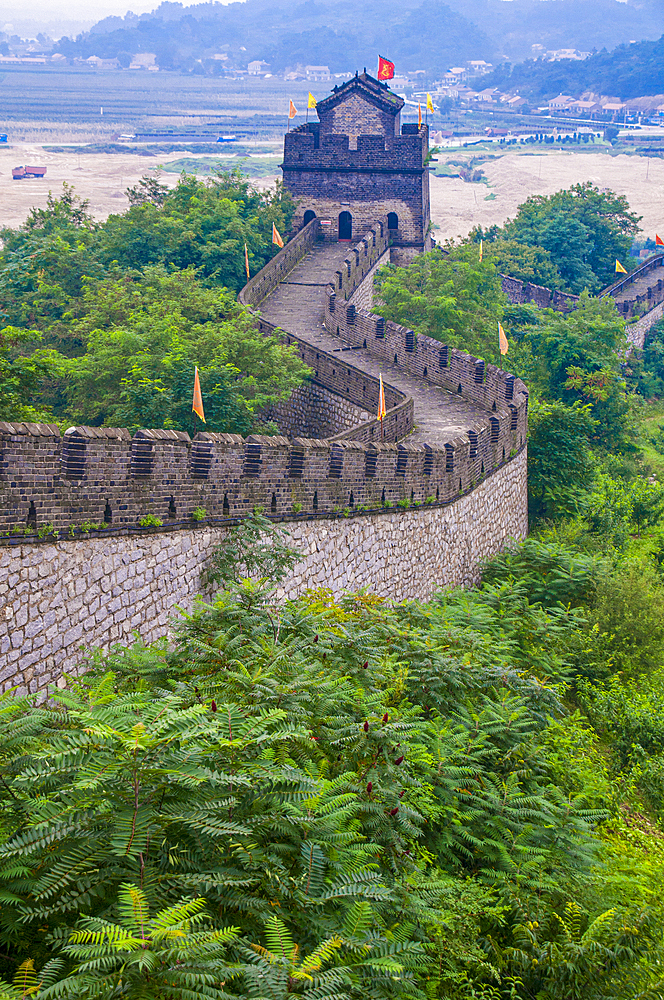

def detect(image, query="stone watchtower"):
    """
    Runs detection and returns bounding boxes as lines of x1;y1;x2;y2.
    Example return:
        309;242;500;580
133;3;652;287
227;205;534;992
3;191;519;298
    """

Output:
281;71;431;263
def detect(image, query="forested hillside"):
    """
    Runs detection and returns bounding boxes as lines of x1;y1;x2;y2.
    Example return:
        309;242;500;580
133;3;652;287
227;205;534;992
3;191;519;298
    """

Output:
51;0;664;76
5;172;664;997
486;33;664;100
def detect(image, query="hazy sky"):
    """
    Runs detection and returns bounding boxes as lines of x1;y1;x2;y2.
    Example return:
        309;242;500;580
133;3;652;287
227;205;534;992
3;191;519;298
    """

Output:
0;0;224;38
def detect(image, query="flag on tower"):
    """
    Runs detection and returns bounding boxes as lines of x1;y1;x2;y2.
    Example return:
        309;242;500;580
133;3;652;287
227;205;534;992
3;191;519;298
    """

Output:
288;100;297;119
192;367;206;423
498;322;508;356
244;243;250;281
272;222;285;248
377;55;395;80
377;373;386;422
418;103;422;127
615;259;628;274
308;92;317;109
656;234;664;246
426;93;434;113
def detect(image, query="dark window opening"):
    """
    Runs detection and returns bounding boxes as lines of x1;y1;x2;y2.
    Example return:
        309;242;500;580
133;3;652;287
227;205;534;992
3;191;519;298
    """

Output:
104;500;112;524
457;384;463;394
423;366;428;379
223;494;230;516
394;354;398;364
27;500;37;530
313;490;318;510
387;212;398;230
303;209;316;225
338;211;352;240
271;492;277;514
168;496;177;519
349;490;355;506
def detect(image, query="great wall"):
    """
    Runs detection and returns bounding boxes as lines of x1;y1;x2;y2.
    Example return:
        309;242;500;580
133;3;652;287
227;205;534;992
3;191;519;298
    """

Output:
1;71;663;694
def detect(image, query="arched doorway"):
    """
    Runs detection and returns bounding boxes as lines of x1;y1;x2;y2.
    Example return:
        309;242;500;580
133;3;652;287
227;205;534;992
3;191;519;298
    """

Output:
338;211;352;240
303;209;316;225
387;212;398;231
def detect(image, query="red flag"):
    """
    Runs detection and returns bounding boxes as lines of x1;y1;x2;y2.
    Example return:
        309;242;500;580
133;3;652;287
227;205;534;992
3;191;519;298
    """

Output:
418;103;422;127
377;56;394;81
244;243;250;280
272;222;284;248
192;366;206;423
657;234;664;246
288;99;297;119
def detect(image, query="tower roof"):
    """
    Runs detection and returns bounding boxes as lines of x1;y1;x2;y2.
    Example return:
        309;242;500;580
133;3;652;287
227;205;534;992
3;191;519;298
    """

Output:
316;71;404;117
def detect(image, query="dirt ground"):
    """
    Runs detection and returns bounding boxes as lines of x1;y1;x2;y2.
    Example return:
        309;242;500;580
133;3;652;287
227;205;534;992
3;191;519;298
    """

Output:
1;145;663;245
429;149;664;242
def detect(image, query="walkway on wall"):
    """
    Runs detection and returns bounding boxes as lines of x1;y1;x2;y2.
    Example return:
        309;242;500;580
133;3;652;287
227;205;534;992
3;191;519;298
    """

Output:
260;241;487;445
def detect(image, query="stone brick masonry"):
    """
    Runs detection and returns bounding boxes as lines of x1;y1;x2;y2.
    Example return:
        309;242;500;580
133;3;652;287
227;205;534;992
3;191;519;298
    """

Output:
0;450;526;695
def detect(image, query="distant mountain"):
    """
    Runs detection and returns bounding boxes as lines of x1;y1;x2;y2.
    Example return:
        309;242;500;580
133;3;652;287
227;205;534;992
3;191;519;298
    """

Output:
52;0;664;79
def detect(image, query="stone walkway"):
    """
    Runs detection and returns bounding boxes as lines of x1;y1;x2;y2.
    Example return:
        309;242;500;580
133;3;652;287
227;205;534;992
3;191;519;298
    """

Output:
259;241;487;444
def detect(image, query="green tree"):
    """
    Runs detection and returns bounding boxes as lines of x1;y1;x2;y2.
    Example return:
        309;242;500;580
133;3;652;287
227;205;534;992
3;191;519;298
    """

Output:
64;267;309;434
0;327;64;423
501;183;641;292
374;242;506;362
526;399;597;521
478;237;564;289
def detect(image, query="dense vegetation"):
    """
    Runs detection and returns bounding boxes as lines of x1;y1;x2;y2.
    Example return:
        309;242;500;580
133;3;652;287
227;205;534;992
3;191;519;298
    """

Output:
6;177;664;998
0;172;308;433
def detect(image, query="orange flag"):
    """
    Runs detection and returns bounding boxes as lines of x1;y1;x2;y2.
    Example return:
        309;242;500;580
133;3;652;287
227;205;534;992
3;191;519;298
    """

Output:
272;222;284;248
377;373;386;421
615;259;627;274
244;243;250;280
192;366;206;423
418;103;422;127
288;100;297;119
498;322;508;356
657;234;664;246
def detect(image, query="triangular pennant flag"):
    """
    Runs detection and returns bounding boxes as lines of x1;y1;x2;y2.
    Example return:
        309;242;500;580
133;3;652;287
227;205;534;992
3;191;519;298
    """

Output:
272;222;284;248
479;239;483;263
615;259;627;274
418;103;422;127
244;243;250;281
426;93;434;113
377;373;386;421
308;92;317;109
498;322;508;356
288;99;297;119
377;55;394;81
192;366;206;423
656;234;664;246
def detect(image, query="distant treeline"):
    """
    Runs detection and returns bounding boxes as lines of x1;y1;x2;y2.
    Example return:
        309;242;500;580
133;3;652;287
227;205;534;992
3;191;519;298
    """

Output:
485;34;664;101
51;0;664;79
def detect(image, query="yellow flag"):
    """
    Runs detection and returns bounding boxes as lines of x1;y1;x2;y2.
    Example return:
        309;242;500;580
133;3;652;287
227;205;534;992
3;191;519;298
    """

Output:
498;322;508;356
192;366;206;423
615;259;627;274
272;222;284;248
418;103;422;127
244;243;250;280
288;99;297;119
377;373;386;421
479;239;483;263
308;92;317;109
426;93;434;113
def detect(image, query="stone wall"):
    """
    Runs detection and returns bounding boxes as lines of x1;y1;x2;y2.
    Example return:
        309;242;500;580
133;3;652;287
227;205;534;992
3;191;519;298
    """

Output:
0;448;527;695
265;382;372;438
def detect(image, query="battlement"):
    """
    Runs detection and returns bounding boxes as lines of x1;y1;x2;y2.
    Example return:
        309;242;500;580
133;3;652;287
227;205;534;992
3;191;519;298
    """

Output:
283;124;427;172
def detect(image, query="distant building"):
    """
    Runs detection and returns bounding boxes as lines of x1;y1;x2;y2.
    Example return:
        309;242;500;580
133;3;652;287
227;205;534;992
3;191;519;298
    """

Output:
467;60;493;75
85;55;120;69
129;52;157;70
248;60;270;75
475;87;499;103
305;65;331;81
548;94;575;110
546;48;590;61
568;100;601;114
443;67;466;86
504;95;527;109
